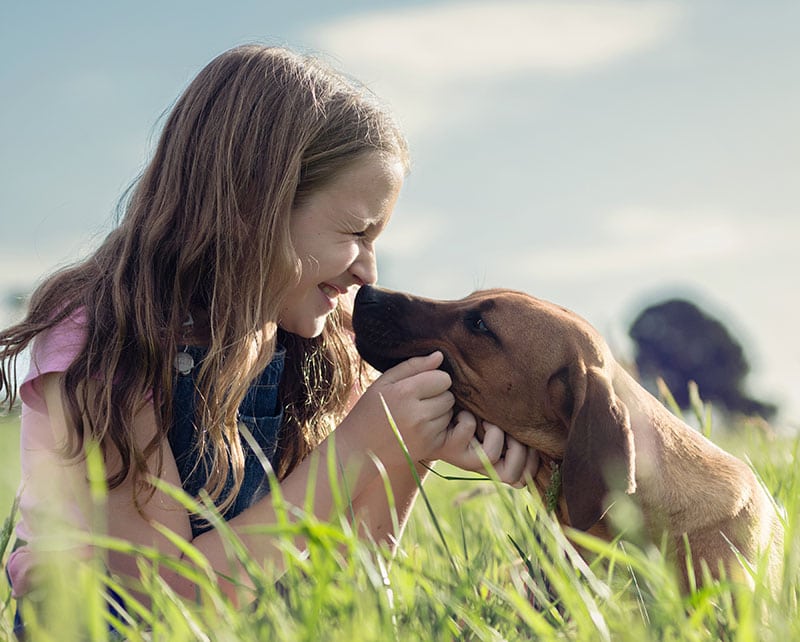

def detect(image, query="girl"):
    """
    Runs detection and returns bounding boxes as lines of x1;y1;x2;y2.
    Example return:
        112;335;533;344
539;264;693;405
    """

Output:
0;44;538;625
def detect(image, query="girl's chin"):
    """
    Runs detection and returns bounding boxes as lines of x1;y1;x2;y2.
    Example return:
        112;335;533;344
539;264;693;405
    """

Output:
279;314;330;339
278;289;342;337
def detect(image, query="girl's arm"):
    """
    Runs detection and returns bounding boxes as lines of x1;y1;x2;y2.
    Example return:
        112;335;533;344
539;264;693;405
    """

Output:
200;352;538;596
344;408;540;552
193;352;456;596
37;352;535;604
37;355;448;601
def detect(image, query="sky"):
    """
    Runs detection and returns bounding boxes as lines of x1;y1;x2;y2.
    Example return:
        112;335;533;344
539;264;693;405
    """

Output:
1;1;798;426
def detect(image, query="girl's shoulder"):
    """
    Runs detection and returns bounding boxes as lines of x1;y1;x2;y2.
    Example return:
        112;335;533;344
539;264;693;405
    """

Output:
21;308;89;412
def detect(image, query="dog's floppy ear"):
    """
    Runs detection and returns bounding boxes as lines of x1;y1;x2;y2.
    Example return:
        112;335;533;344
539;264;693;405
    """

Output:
549;363;636;531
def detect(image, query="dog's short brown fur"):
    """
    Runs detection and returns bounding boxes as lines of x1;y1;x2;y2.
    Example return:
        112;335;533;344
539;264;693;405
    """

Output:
352;285;784;592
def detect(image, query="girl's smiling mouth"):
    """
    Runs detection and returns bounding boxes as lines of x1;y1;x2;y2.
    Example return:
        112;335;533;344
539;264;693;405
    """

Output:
319;283;343;308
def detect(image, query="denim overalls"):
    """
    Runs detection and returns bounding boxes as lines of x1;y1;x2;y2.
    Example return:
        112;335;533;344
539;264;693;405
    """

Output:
169;343;287;536
12;345;286;636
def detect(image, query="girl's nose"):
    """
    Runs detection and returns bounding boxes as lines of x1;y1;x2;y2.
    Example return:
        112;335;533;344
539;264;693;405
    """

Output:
351;244;378;286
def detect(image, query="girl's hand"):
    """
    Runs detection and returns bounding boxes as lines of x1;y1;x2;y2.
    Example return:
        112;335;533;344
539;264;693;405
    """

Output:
435;411;540;488
347;352;455;462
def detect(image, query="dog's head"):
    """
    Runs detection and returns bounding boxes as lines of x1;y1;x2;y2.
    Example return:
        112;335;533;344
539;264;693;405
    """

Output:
352;285;636;530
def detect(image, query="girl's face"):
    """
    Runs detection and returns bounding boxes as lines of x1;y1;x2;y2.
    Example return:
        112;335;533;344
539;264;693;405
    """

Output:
279;154;405;338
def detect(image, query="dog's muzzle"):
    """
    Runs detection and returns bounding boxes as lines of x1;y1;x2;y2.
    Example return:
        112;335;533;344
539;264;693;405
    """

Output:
352;285;413;372
353;284;456;376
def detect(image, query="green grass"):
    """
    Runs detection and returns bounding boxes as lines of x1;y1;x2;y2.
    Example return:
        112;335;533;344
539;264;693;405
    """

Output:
0;414;20;521
1;405;798;641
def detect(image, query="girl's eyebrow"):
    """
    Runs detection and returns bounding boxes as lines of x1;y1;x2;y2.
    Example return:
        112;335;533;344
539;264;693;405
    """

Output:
363;217;384;229
345;211;385;228
365;216;391;235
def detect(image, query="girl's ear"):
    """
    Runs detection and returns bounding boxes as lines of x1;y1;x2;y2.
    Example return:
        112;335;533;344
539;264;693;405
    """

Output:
555;364;636;531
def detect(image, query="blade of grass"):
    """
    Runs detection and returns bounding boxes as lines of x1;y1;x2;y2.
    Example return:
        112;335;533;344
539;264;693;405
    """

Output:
688;381;713;437
367;452;401;546
0;493;19;561
656;378;684;419
421;461;492;483
379;394;458;573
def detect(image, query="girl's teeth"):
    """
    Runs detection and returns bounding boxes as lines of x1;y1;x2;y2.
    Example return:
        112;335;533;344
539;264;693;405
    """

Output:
321;284;338;298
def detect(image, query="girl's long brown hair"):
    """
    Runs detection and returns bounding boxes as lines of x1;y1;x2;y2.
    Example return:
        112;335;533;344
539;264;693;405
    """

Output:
0;45;409;514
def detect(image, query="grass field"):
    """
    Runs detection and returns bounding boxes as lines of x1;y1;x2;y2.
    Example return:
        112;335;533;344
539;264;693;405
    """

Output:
1;403;798;641
0;414;20;521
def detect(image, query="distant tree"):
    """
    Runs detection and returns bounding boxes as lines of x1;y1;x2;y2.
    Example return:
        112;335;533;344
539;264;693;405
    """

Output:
628;299;776;420
4;290;28;312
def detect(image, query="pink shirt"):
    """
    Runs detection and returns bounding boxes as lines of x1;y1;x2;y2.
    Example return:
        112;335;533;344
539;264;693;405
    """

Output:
7;311;89;597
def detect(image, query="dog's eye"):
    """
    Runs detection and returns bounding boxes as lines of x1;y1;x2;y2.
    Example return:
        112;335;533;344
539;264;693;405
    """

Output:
466;313;491;334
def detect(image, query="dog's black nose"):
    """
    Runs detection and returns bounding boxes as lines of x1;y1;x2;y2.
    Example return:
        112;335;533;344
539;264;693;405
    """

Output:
354;284;376;306
354;284;387;308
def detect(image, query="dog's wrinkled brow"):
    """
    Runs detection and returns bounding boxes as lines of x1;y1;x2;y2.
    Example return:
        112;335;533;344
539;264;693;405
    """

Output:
474;299;496;313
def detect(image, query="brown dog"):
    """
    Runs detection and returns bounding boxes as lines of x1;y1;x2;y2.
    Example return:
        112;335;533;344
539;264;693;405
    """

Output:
352;285;784;592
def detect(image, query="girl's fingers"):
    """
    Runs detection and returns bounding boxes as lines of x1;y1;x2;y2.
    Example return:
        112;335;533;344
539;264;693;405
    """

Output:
494;434;527;485
379;353;453;402
380;351;444;384
480;426;540;487
523;447;541;481
448;411;477;447
431;411;479;468
432;414;543;489
424;391;455;417
478;423;505;464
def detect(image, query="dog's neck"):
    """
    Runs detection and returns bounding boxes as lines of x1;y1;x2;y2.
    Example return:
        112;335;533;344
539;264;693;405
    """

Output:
611;365;754;535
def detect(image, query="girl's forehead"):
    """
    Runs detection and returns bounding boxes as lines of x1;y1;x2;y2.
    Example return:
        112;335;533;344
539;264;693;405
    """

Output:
292;156;402;230
322;156;403;205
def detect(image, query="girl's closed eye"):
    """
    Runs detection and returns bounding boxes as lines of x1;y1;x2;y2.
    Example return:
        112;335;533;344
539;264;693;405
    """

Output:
352;224;378;240
345;214;383;240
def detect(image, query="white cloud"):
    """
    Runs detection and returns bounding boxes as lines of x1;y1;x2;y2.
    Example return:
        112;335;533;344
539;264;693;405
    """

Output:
312;1;682;79
380;208;447;256
504;205;791;282
309;1;684;136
